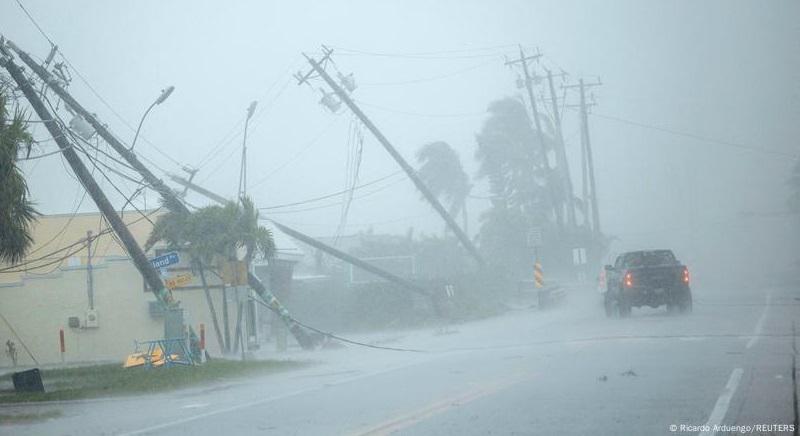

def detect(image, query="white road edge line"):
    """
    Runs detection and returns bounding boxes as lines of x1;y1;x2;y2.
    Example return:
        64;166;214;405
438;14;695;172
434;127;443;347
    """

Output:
698;367;744;436
746;291;772;349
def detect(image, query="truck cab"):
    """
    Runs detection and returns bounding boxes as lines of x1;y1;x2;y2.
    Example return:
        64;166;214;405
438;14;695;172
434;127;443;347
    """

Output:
604;249;692;317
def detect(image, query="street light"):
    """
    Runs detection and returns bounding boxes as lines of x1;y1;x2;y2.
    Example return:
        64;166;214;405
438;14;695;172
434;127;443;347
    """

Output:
237;100;258;201
130;86;175;151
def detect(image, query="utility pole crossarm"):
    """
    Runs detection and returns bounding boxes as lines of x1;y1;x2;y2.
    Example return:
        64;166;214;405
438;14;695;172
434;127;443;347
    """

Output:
3;38;316;349
0;54;174;309
304;54;486;267
5;39;186;215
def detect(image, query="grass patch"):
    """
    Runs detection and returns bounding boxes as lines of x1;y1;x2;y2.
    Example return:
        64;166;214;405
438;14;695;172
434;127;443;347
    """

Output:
0;359;309;404
0;410;62;424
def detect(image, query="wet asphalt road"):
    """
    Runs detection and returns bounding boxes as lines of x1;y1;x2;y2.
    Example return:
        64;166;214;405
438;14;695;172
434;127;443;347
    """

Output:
3;283;798;436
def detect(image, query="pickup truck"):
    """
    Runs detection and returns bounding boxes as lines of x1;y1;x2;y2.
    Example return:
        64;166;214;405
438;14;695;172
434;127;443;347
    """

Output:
603;249;692;317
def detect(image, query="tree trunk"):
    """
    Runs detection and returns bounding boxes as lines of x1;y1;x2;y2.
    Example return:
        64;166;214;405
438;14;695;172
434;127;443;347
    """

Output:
196;259;225;355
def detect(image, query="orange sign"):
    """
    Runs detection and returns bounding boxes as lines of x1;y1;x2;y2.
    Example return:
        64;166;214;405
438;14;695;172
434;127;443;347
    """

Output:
164;273;193;290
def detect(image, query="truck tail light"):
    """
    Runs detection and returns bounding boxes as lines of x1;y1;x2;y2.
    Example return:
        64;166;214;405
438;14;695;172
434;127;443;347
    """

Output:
624;271;633;288
682;267;690;284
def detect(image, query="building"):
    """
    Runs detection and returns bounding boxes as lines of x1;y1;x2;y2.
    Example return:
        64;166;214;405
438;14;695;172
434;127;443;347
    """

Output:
0;210;300;367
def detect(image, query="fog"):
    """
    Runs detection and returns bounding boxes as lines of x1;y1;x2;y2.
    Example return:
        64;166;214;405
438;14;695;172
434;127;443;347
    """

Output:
1;1;800;434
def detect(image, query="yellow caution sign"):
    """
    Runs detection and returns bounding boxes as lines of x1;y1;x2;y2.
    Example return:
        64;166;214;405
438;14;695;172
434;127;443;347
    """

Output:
534;260;544;288
164;273;193;290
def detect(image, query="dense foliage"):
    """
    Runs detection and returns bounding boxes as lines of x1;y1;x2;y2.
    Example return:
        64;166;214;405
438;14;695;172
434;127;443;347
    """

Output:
0;90;38;264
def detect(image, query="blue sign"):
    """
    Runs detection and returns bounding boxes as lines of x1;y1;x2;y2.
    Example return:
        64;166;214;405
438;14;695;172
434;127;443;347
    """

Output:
150;251;180;269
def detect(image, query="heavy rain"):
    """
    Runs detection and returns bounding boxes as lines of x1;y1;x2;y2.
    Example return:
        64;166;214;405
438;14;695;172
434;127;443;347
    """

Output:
0;1;798;435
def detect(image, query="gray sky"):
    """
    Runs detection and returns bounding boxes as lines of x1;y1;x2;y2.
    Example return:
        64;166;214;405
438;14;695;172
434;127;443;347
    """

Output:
3;0;799;277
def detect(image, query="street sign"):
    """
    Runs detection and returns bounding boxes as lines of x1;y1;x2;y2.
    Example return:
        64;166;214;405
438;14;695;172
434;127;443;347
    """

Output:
527;227;543;247
164;273;193;290
150;251;180;269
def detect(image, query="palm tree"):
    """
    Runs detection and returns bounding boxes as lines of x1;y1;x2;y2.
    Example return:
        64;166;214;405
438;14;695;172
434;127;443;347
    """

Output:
145;196;274;353
416;141;471;233
0;89;38;264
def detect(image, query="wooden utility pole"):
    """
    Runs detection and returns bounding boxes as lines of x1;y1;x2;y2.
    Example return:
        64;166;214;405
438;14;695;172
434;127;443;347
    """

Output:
300;49;486;267
5;40;186;214
564;78;602;236
86;230;95;309
170;175;433;297
545;69;577;229
0;54;174;308
6;39;315;350
578;79;601;236
506;47;564;231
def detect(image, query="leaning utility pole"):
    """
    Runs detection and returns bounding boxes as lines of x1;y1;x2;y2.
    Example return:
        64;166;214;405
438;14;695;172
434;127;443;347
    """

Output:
545;69;577;229
5;38;315;350
170;175;433;298
564;78;602;236
505;47;564;231
4;39;185;214
0;53;175;309
299;48;485;267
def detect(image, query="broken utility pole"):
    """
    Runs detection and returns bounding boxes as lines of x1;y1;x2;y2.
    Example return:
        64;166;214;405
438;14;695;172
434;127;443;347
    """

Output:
6;38;315;350
299;47;486;267
0;52;175;309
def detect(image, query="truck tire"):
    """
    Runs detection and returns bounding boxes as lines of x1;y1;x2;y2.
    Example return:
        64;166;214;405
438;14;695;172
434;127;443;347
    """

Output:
618;290;631;318
604;293;616;318
678;288;693;314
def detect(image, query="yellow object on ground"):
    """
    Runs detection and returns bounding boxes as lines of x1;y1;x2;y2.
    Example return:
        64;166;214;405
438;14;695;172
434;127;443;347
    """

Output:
122;346;178;368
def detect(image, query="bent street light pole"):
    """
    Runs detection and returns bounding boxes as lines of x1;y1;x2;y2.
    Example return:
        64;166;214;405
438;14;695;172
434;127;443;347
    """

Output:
5;39;186;214
304;54;486;267
5;40;315;349
0;54;175;309
131;86;174;151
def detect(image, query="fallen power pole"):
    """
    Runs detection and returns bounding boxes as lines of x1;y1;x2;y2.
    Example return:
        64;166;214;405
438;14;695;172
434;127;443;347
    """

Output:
6;38;315;350
299;48;486;267
0;51;175;309
170;175;432;298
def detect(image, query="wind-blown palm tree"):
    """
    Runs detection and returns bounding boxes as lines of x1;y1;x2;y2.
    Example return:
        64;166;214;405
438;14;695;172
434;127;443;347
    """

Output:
145;197;274;352
416;141;471;233
0;89;38;264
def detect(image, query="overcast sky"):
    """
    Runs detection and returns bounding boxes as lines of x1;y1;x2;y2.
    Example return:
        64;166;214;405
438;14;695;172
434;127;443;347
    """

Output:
3;0;799;277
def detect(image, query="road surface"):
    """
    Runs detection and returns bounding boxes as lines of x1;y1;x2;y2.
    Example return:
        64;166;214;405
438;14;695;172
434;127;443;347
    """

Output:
2;283;798;435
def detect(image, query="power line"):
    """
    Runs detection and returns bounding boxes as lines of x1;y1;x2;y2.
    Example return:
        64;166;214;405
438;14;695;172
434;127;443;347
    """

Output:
247;117;342;190
360;59;496;87
262;176;407;215
354;99;485;119
251;297;423;353
583;110;797;158
259;170;403;210
0;208;161;274
330;44;520;60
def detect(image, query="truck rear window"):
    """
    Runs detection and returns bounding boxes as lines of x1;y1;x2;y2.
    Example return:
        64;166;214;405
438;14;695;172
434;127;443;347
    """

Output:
624;251;676;267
